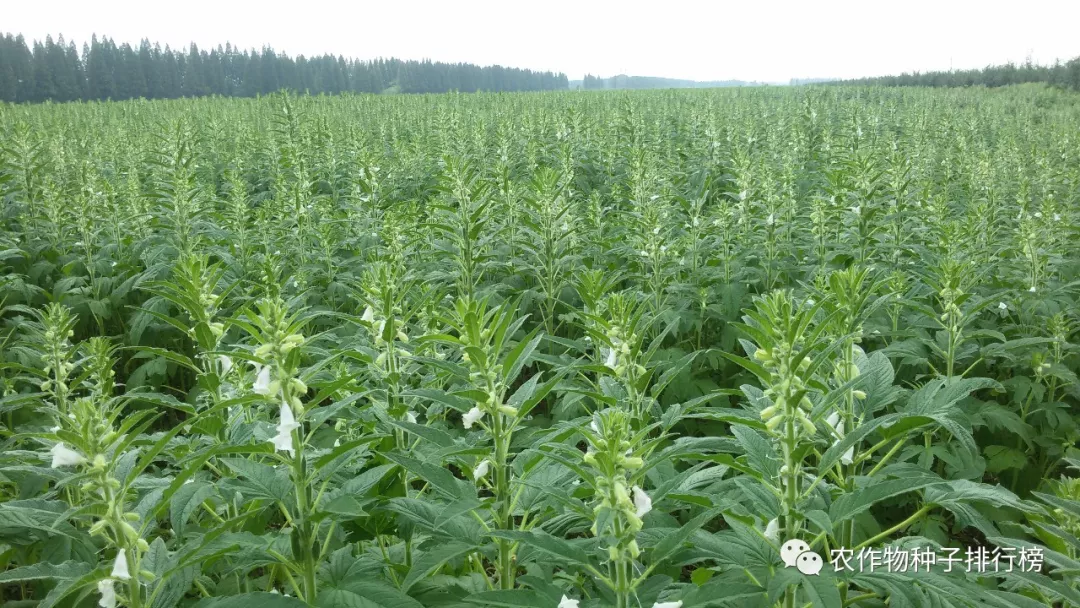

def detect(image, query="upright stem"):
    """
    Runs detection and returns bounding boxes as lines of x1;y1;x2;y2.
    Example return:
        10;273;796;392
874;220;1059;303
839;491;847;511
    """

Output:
492;411;514;589
291;426;317;602
781;381;799;608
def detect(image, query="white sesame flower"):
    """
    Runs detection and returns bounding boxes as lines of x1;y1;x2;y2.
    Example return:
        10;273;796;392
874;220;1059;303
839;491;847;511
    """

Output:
50;443;86;468
473;459;490;481
764;517;780;542
49;425;60;433
463;406;484;429
97;578;117;608
841;445;855;465
825;412;841;433
361;306;375;323
639;250;649;257
766;213;775;226
111;551;131;581
218;355;233;375
653;226;660;235
998;302;1008;311
1053;213;1061;222
271;401;301;457
659;245;667;253
252;365;272;395
333;438;341;447
558;595;580;608
590;419;599;433
850;205;861;215
1034;211;1043;218
603;347;617;369
632;485;652;518
653;601;683;608
1029;286;1037;293
692;217;700;227
406;411;417;424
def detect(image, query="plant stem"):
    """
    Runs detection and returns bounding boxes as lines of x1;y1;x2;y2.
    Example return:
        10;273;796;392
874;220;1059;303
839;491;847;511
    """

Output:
853;504;933;551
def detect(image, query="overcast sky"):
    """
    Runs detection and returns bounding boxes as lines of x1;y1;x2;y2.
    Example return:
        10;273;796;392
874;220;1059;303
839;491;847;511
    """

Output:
8;0;1080;83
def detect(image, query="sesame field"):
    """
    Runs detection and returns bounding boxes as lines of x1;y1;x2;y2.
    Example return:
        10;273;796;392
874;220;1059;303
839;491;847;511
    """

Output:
1;85;1080;608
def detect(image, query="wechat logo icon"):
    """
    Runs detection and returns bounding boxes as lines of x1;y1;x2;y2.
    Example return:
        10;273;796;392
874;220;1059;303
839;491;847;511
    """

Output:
780;539;823;575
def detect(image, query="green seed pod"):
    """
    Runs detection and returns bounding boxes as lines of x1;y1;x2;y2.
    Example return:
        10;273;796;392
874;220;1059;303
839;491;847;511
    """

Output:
765;414;785;431
290;378;308;394
124;512;140;522
121;521;140;543
136;538;150;552
89;519;108;536
759;405;779;420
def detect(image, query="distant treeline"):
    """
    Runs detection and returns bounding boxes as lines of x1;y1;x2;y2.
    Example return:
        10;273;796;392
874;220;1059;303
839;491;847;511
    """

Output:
576;74;759;90
0;33;570;103
838;57;1080;91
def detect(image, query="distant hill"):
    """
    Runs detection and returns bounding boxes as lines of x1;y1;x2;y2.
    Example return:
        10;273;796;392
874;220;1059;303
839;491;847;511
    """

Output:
570;74;763;90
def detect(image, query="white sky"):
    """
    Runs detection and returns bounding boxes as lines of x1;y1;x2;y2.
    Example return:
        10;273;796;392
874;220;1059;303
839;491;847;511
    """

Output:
7;0;1080;83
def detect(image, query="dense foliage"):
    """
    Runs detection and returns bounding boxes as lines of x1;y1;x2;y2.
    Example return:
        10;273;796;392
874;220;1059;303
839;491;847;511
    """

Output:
839;57;1080;91
1;85;1079;608
0;33;570;103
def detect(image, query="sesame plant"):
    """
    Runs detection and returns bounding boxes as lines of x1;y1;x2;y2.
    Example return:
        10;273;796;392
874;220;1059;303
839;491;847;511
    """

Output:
1;85;1079;608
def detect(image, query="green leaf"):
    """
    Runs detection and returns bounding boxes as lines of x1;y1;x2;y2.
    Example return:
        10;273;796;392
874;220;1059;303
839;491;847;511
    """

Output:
319;579;425;608
464;589;554;607
0;560;91;582
800;574;841;608
170;481;217;537
648;508;720;570
401;540;475;592
488;530;592;567
223;458;292;503
983;445;1027;474
829;474;944;524
191;592;309;608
